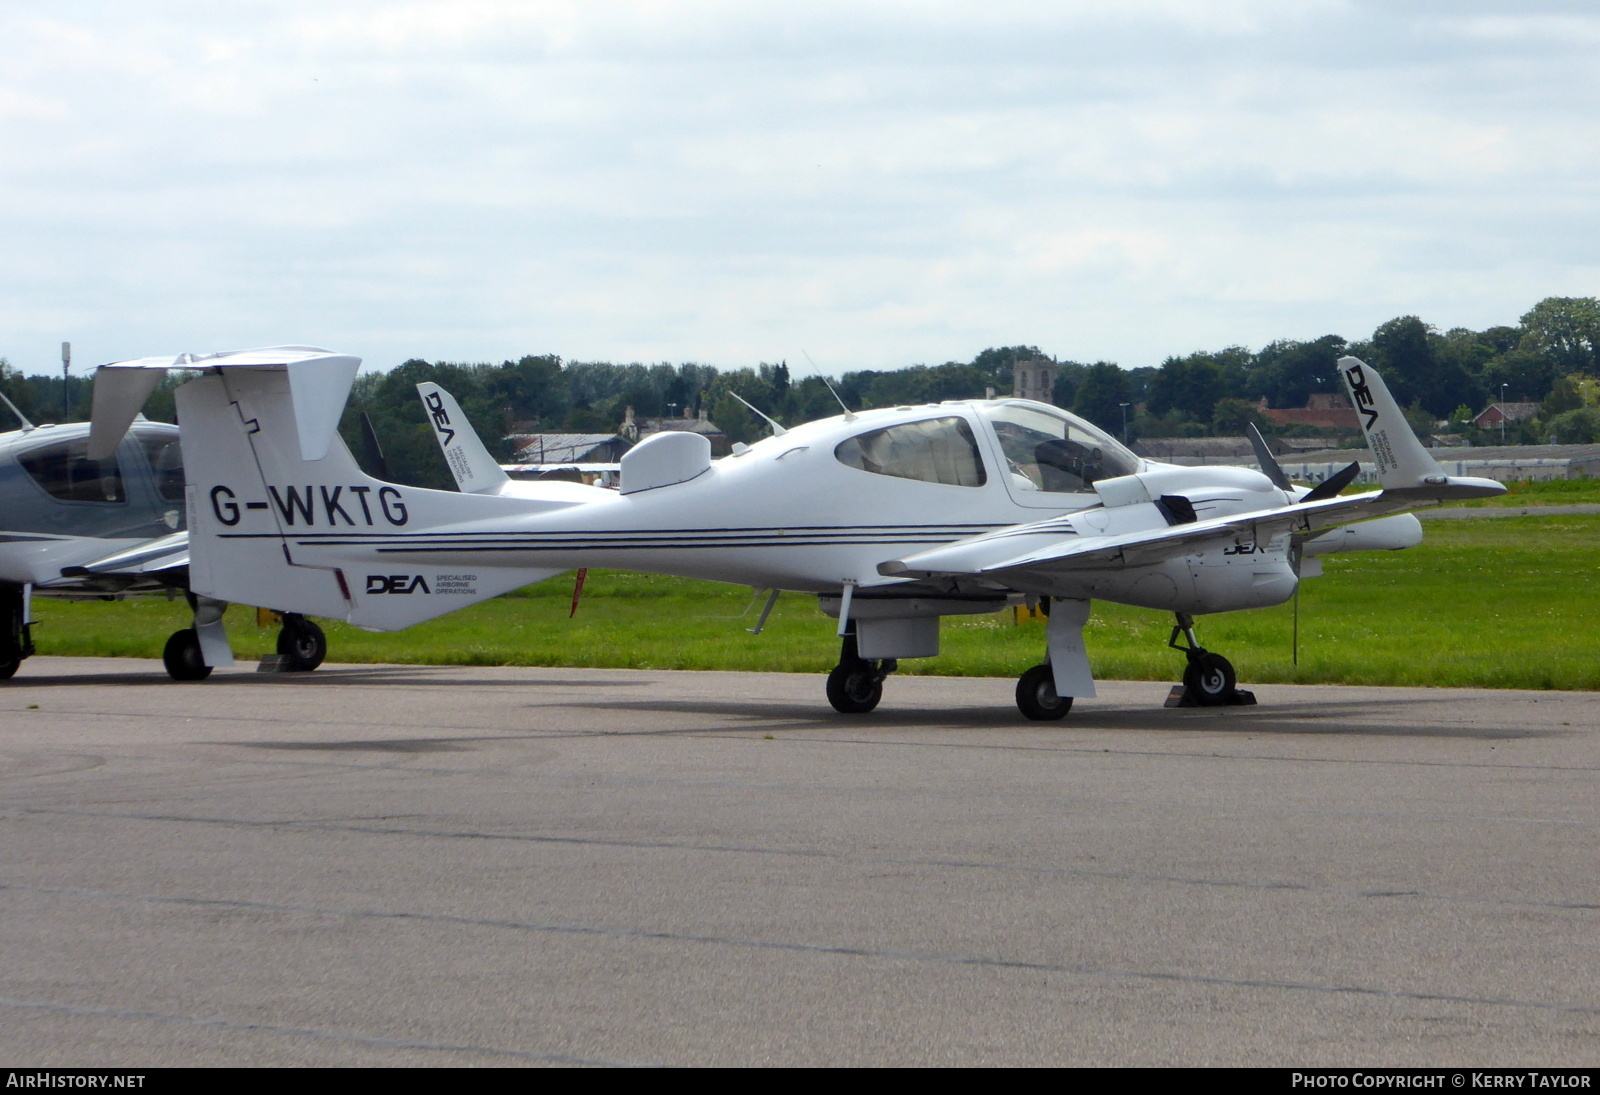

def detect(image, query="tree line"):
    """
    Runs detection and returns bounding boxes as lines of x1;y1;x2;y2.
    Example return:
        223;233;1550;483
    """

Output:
3;296;1597;489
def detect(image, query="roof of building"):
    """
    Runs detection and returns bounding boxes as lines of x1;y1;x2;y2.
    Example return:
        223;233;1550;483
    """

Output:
1475;402;1540;423
508;433;625;463
638;417;724;436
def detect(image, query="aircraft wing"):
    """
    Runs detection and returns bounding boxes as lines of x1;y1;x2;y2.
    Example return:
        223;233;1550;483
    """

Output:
879;489;1424;581
58;532;190;578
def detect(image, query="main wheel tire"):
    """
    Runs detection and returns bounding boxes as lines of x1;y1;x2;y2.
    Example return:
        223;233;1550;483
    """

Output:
0;656;18;681
826;661;883;714
276;617;327;672
1016;663;1072;721
1182;652;1236;706
163;629;212;681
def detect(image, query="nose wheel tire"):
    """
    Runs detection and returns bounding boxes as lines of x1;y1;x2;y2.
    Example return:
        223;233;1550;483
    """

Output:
162;629;212;681
0;656;18;681
1016;663;1073;721
276;616;327;672
826;661;883;714
1182;652;1236;706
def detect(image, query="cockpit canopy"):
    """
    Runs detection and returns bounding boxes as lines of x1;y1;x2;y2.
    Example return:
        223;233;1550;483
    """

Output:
832;402;1137;494
979;402;1137;494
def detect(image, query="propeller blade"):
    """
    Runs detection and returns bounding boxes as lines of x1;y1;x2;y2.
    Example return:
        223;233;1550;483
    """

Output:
1302;460;1361;503
359;411;391;481
1247;423;1291;491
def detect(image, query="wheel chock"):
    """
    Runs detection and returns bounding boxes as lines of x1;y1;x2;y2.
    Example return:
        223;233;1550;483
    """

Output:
1164;684;1257;708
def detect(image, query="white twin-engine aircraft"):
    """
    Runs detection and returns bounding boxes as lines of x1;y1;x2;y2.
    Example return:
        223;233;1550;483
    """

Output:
90;348;1502;717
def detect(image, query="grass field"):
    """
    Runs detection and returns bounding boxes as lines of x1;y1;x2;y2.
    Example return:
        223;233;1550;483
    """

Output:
26;511;1600;691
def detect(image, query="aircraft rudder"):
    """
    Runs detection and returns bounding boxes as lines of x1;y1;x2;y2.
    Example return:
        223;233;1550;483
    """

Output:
416;382;510;494
1338;356;1444;489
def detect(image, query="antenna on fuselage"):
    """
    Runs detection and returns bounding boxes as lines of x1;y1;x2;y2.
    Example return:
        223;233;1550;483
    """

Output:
802;350;855;422
728;391;787;436
0;389;34;431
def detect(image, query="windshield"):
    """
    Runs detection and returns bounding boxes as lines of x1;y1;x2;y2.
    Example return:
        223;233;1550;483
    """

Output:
980;403;1137;494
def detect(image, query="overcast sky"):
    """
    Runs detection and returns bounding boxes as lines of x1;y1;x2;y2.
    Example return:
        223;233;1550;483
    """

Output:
2;1;1597;377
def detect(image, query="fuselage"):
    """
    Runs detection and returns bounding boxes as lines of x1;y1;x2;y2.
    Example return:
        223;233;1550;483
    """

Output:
0;420;187;588
214;395;1299;621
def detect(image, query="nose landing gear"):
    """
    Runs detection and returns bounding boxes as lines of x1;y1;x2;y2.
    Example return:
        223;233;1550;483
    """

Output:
1167;613;1254;707
825;631;895;714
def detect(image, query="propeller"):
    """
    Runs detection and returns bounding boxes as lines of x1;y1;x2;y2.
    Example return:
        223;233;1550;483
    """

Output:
1246;423;1291;491
1302;460;1361;504
1246;425;1349;666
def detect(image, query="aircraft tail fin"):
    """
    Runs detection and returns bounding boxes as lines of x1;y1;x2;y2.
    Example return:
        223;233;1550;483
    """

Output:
1338;356;1504;501
172;354;568;630
416;382;510;494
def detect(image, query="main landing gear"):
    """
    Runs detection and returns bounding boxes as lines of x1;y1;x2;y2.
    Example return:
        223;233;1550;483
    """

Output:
163;603;328;681
275;613;327;672
1016;663;1072;721
1167;612;1253;707
160;601;326;678
162;592;226;681
826;630;896;714
162;627;212;681
0;583;35;682
1013;596;1091;721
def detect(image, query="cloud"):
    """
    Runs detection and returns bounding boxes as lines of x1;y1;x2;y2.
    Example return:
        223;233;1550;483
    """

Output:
0;2;1595;376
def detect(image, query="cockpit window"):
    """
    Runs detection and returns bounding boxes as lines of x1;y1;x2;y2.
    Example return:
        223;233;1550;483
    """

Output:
834;416;987;487
980;403;1138;493
17;436;126;504
136;431;186;505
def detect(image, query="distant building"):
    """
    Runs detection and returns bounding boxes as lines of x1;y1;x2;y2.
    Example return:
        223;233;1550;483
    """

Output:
1132;436;1332;464
622;405;731;456
507;433;631;465
1172;443;1600;487
1012;358;1057;405
1473;403;1539;429
1255;393;1359;431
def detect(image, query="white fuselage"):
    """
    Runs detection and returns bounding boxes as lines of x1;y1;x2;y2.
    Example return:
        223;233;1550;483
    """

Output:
180;368;1302;632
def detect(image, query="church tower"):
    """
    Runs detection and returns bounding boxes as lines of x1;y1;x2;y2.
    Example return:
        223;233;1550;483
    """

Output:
1012;357;1057;405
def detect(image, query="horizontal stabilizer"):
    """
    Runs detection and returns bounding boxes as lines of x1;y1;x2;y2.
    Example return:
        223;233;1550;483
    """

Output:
90;346;361;462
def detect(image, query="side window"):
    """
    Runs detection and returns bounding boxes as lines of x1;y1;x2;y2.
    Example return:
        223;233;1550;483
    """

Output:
136;431;186;504
834;416;987;487
18;437;126;504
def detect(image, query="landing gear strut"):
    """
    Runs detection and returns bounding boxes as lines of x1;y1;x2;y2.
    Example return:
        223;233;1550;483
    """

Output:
825;631;894;714
1013;596;1092;721
1167;612;1253;707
